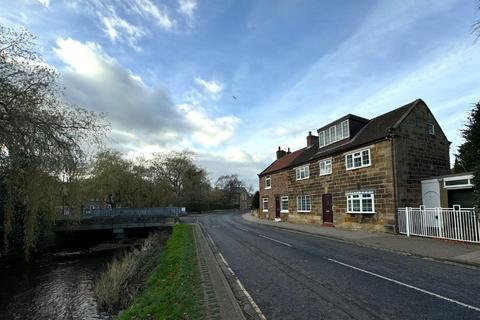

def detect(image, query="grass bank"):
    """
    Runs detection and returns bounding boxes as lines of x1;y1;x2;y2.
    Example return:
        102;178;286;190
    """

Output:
118;224;205;320
95;232;168;314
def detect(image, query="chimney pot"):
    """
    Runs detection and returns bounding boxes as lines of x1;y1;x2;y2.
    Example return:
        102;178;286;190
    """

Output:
306;132;319;147
276;147;287;160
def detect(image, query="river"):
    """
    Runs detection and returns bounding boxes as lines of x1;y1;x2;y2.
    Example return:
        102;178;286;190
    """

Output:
0;249;118;320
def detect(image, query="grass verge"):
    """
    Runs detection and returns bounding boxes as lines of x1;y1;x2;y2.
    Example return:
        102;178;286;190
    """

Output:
95;232;168;314
118;224;205;320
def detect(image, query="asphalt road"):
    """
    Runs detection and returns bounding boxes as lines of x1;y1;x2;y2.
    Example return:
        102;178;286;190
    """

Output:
198;211;480;320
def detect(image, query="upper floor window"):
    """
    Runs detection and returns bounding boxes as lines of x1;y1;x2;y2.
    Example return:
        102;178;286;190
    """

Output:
319;120;350;148
295;165;310;180
346;148;371;170
265;175;271;189
297;195;311;212
262;198;269;212
427;123;435;135
281;196;289;212
346;191;375;214
319;158;332;176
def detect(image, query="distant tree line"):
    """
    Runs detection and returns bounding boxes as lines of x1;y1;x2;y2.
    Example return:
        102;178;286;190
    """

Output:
0;24;251;260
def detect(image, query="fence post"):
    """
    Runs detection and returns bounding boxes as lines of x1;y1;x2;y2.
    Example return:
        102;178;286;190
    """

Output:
437;208;444;239
405;207;411;237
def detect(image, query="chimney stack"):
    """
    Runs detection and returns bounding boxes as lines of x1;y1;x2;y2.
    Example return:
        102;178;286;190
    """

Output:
276;146;287;159
286;147;291;154
306;131;319;147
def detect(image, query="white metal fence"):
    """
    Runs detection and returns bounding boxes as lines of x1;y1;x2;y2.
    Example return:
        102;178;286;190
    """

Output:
398;207;480;243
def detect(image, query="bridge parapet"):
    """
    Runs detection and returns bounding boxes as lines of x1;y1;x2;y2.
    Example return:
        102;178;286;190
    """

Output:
54;207;185;232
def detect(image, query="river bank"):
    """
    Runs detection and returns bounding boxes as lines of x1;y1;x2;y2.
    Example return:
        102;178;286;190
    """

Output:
0;231;169;320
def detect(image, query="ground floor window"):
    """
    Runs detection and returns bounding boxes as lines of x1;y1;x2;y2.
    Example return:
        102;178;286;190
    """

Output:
346;191;375;214
297;195;311;212
281;196;288;212
262;197;269;212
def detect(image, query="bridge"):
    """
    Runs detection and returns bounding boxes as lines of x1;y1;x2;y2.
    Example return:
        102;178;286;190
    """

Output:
54;207;185;237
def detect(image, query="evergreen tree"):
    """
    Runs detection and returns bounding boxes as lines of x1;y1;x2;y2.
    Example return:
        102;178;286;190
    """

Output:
453;102;480;208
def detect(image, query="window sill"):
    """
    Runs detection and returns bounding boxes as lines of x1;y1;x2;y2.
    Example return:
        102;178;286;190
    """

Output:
280;210;289;213
265;186;271;190
297;210;311;213
295;177;309;181
347;211;375;215
319;173;332;176
346;163;371;171
262;210;268;213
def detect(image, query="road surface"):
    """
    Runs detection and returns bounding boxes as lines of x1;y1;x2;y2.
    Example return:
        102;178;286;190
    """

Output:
198;211;480;320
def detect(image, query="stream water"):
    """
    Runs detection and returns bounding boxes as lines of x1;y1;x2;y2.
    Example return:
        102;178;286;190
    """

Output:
0;249;117;320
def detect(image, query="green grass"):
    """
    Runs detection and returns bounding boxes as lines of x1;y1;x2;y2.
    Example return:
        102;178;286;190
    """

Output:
118;224;205;320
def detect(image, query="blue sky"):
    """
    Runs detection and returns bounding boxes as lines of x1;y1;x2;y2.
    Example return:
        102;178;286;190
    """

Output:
1;0;479;188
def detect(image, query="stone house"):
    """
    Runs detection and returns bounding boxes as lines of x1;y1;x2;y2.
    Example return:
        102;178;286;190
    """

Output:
258;99;451;232
232;187;251;210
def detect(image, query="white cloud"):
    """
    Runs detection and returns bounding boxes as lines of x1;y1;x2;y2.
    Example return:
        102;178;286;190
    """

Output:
54;38;189;148
195;77;223;100
100;14;145;49
36;0;49;7
54;38;107;75
178;0;197;20
53;37;242;168
178;103;240;146
129;0;175;30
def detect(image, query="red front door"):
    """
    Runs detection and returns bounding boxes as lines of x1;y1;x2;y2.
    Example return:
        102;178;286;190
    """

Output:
275;196;281;218
322;194;333;224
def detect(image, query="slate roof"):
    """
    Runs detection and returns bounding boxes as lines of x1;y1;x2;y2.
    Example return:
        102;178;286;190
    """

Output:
259;99;423;176
258;147;306;176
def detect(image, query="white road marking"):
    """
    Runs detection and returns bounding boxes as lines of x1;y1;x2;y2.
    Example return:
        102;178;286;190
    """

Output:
236;226;250;232
236;278;268;320
328;258;480;312
258;234;293;247
210;233;267;320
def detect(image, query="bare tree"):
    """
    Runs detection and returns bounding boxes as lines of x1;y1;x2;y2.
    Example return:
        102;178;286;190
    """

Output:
0;24;106;259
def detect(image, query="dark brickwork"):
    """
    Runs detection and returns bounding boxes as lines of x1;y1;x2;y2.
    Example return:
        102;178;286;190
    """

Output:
257;101;451;233
259;171;289;220
393;101;451;208
288;140;396;231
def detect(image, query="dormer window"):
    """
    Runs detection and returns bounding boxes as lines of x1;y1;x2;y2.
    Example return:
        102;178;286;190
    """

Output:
265;175;271;189
319;120;349;148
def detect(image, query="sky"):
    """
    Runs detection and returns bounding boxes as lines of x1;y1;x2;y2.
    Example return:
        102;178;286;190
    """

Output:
1;0;480;189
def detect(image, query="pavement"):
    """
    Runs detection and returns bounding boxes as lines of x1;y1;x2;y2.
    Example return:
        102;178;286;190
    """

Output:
198;211;480;320
191;223;246;320
243;212;480;267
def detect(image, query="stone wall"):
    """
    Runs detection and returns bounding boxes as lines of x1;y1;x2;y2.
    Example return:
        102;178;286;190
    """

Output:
287;140;396;231
259;171;289;220
393;101;451;208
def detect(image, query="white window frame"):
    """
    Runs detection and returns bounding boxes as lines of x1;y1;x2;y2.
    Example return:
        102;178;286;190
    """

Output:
280;196;289;213
319;131;325;147
346;191;375;214
427;123;435;135
265;175;271;189
345;148;371;170
443;174;474;190
297;195;311;213
319;158;332;176
295;165;310;180
262;197;269;212
318;120;350;148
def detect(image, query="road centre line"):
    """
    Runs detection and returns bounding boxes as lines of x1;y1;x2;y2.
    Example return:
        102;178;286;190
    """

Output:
258;234;293;247
327;258;480;312
236;226;250;232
